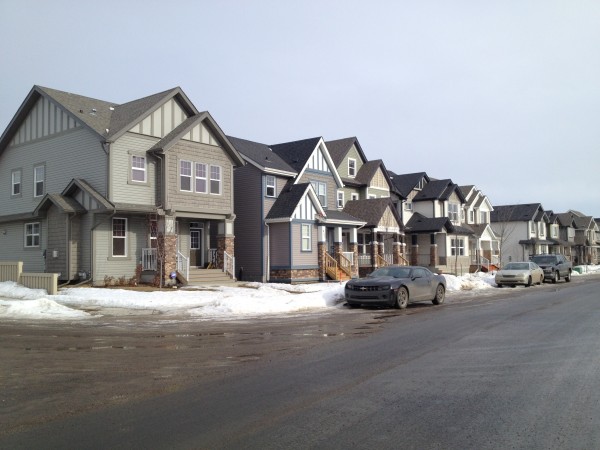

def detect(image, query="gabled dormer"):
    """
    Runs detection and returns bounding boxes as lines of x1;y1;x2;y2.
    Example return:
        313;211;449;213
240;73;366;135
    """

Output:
460;185;494;225
412;179;466;225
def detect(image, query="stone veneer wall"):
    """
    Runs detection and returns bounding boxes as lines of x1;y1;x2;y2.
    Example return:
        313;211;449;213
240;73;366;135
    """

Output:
270;268;319;282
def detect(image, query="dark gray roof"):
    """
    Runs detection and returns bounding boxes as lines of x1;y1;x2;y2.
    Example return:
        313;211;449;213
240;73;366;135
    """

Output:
388;172;429;198
320;209;365;225
227;136;295;173
354;160;382;185
34;193;86;216
469;223;491;238
265;183;312;220
342;198;403;229
413;179;465;202
491;203;543;223
325;137;366;167
62;178;114;210
405;212;455;233
460;185;475;198
270;137;322;172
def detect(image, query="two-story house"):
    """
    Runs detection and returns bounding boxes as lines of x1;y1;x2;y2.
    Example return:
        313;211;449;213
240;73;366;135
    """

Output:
229;136;365;283
569;210;599;265
0;86;244;286
326;137;406;276
460;185;499;271
490;203;552;265
546;211;576;260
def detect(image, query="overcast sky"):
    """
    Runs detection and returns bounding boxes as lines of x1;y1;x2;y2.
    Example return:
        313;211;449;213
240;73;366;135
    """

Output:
2;0;599;217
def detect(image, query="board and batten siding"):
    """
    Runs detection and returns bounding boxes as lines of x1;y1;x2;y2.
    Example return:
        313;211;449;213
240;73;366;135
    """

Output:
1;127;107;216
233;165;264;280
110;133;159;205
45;206;67;277
166;140;234;216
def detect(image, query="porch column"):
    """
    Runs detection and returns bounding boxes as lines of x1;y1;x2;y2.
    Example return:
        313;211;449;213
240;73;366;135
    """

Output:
430;233;438;268
371;231;379;269
317;225;327;281
333;226;343;263
350;227;359;278
393;232;402;265
410;234;419;266
163;215;177;286
216;217;235;272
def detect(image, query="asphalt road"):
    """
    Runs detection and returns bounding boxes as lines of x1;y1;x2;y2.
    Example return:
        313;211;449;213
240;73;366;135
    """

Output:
2;276;600;449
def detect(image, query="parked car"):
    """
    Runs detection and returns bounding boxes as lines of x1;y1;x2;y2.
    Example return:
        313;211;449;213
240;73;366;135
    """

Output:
345;266;446;309
530;254;572;283
495;262;544;287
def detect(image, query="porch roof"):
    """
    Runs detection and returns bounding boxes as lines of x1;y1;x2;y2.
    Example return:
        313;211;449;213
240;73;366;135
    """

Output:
34;194;86;216
319;209;366;226
342;198;403;229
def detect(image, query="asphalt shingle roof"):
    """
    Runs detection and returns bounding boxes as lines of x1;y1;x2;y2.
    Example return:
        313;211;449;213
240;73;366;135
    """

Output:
342;198;402;228
270;137;322;172
227;136;295;173
405;212;455;233
265;183;312;220
388;172;429;198
325;137;358;167
491;204;542;222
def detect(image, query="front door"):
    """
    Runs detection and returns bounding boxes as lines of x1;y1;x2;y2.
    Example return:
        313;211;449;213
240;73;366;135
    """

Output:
190;227;204;267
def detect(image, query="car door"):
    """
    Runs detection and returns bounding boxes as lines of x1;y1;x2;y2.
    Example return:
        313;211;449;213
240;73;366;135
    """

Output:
410;268;431;300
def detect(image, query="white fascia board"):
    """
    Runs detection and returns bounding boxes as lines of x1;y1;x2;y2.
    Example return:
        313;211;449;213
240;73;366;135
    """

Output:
241;155;296;177
306;185;326;217
265;217;293;224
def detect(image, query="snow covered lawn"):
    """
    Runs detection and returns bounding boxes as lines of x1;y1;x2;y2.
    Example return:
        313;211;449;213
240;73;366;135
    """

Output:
1;266;599;321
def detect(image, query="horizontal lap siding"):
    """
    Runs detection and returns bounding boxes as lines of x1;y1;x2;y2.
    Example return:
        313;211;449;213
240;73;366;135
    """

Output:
291;223;318;267
269;223;290;267
0;127;107;216
0;220;46;273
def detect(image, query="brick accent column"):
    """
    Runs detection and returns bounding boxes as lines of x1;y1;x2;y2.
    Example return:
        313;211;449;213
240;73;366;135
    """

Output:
217;235;235;271
411;245;419;266
393;242;402;265
350;242;359;278
318;242;327;281
163;235;177;281
430;244;438;267
334;242;343;262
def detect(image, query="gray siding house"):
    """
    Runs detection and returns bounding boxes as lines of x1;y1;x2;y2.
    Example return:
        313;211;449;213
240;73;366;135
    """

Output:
0;86;244;286
229;136;365;283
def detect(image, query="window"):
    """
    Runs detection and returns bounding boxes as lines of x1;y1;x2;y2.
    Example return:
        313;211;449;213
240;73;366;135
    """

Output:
451;238;465;256
469;210;475;223
265;175;276;197
539;223;545;236
404;202;413;211
210;165;221;194
11;169;21;196
448;203;459;223
301;224;311;251
551;225;558;238
351;193;359;201
480;211;488;223
337;191;344;208
24;222;40;247
180;160;192;192
131;156;146;182
348;158;356;177
112;218;127;257
416;178;425;190
195;163;207;193
312;181;326;206
34;165;45;197
530;221;536;233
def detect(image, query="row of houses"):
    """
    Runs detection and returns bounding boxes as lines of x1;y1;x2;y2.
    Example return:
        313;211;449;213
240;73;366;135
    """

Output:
1;86;598;286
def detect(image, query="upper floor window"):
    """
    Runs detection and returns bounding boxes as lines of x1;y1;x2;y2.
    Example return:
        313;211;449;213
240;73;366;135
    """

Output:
539;223;545;236
416;178;425;190
448;203;459;223
180;160;192;192
351;193;359;201
24;222;40;247
34;165;45;197
195;163;207;193
301;224;312;251
551;225;558;238
11;169;21;196
210;165;222;195
348;158;356;177
337;191;344;208
530;221;536;233
480;211;488;223
404;202;413;211
311;181;326;206
469;210;474;223
265;175;276;197
131;156;146;182
112;218;127;257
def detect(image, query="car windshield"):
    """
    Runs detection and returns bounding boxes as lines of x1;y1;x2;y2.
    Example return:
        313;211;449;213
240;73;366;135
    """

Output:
369;267;411;278
531;256;555;264
504;263;529;270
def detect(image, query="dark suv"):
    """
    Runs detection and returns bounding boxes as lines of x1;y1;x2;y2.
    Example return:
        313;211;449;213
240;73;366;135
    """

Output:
530;254;572;283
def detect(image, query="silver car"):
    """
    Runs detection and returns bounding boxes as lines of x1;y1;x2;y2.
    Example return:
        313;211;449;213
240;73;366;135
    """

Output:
495;262;544;287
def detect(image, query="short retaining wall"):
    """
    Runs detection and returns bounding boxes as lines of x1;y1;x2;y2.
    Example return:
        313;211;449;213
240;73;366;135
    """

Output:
0;261;58;296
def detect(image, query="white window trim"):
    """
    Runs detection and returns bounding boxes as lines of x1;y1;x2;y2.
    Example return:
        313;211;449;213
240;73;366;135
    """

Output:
180;160;192;192
451;238;465;256
210;165;222;195
24;222;40;248
11;169;21;196
112;218;127;257
265;175;276;197
448;203;459;223
131;155;147;183
195;162;208;193
348;158;356;178
337;190;344;208
33;164;45;198
301;224;312;251
312;181;326;206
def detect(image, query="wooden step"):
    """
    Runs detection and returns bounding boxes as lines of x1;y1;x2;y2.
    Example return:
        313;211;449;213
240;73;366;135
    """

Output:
185;268;235;285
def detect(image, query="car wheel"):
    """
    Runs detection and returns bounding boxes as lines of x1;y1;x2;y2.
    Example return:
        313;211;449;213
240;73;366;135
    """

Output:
432;284;445;305
538;275;543;285
497;283;503;288
552;271;558;284
395;287;409;309
526;276;532;287
346;302;358;308
565;271;571;282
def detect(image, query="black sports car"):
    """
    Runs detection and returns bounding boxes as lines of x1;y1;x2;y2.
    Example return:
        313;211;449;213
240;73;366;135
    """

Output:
345;265;446;309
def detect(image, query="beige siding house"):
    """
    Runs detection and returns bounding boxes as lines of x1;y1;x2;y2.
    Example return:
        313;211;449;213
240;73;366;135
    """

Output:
0;85;244;286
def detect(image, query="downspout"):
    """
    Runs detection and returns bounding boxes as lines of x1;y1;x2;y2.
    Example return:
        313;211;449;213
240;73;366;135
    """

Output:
265;222;270;283
90;210;116;285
